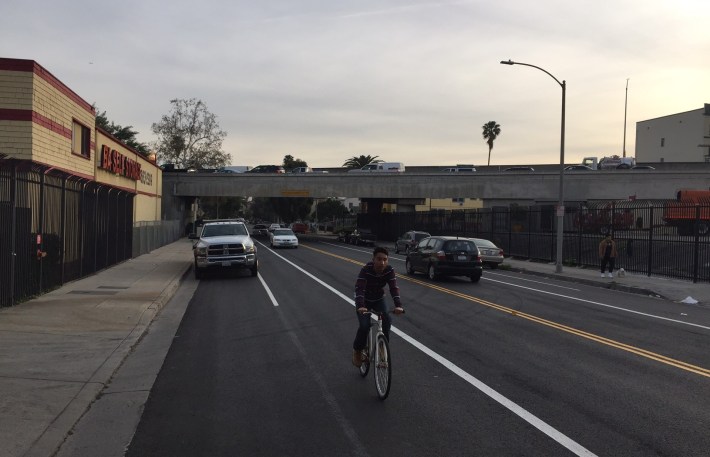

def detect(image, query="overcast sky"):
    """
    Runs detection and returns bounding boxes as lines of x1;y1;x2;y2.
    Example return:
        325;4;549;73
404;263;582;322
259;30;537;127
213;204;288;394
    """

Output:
2;0;709;167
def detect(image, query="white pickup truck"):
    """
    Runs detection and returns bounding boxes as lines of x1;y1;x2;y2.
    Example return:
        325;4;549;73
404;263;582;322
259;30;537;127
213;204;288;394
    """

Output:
189;220;258;279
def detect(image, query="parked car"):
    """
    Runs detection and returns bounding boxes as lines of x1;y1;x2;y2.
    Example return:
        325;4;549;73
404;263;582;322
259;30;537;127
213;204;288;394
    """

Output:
251;224;270;237
405;236;482;282
247;165;286;173
269;228;299;248
189;220;258;279
349;229;377;246
394;230;431;254
290;222;309;234
468;238;504;269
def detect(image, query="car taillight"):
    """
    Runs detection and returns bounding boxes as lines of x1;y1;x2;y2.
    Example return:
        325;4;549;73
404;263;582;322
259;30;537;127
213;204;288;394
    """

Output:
499;249;504;256
436;251;446;260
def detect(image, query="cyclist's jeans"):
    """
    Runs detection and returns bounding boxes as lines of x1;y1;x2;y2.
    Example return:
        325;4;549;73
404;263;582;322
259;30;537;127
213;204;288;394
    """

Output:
353;298;391;351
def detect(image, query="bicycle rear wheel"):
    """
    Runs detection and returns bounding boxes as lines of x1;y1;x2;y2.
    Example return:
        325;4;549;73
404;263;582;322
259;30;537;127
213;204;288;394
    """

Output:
374;334;391;400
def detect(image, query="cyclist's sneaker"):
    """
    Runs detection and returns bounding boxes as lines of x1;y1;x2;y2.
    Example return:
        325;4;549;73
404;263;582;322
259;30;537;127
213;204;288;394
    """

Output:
352;349;362;367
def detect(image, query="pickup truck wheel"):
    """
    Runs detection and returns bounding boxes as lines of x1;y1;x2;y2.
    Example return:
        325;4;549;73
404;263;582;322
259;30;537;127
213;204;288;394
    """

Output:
251;265;258;277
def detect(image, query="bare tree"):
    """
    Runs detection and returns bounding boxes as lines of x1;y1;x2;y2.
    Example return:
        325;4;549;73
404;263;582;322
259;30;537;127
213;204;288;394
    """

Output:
152;98;229;169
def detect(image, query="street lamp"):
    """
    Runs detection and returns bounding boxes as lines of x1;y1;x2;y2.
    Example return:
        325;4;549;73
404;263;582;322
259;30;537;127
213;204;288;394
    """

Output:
500;59;566;273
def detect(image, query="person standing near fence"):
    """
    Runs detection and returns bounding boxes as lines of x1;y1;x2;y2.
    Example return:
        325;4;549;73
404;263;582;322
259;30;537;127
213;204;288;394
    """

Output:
599;234;618;278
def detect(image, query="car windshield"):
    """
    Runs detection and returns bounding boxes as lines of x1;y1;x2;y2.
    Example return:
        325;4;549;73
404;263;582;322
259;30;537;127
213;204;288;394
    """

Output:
273;229;294;236
201;224;248;237
443;240;476;252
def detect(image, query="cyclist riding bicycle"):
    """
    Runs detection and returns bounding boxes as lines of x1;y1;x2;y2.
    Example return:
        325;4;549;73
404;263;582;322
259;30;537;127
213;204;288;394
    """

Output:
352;246;404;367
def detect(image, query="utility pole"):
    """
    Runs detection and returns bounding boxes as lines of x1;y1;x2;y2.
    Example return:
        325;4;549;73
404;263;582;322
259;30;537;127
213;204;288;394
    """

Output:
623;78;629;158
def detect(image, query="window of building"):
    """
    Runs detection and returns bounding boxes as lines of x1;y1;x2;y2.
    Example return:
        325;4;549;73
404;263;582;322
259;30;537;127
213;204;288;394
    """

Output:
72;120;91;158
660;138;665;147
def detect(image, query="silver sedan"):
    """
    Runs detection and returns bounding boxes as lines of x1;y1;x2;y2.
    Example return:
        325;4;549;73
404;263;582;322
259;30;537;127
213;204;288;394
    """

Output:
469;238;504;269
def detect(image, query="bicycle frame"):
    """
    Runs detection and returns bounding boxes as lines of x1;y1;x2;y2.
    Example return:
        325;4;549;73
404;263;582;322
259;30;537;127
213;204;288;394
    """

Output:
358;311;392;400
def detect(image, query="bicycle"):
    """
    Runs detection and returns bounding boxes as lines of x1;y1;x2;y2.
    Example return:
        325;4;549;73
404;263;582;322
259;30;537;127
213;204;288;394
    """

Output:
358;310;403;400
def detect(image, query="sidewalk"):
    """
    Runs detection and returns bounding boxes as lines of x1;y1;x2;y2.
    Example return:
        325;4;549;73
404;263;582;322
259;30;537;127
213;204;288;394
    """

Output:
0;236;707;457
0;239;195;457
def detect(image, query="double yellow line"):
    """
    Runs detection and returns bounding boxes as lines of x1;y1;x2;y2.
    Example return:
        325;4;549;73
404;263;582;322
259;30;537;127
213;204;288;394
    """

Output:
303;244;710;378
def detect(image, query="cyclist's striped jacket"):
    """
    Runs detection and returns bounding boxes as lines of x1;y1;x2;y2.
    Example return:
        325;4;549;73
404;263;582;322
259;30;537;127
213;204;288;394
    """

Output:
355;262;402;308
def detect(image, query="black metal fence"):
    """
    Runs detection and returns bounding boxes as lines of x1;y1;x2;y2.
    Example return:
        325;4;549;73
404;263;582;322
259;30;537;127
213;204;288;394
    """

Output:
340;200;710;283
1;158;137;307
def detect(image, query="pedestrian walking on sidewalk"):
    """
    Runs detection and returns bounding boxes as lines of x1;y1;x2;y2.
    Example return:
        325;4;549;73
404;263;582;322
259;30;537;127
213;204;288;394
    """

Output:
599;234;618;278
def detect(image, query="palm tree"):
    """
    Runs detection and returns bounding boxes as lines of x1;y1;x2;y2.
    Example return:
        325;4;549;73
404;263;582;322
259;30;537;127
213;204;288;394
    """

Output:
342;155;379;169
482;121;501;166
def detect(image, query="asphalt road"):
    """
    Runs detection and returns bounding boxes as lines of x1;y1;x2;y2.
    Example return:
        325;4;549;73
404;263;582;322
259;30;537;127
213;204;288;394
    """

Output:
120;238;710;457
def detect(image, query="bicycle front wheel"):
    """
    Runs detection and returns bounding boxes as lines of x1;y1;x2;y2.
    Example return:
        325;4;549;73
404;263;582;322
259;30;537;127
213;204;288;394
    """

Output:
374;334;391;400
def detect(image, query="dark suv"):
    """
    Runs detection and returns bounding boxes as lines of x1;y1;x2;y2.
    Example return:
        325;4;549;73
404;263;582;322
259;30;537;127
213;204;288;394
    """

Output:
394;230;430;254
247;165;285;173
405;236;482;282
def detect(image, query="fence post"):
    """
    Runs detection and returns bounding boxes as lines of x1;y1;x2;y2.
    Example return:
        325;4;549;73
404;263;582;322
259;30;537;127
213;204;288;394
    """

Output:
647;206;654;277
38;172;45;293
693;205;700;283
9;164;17;306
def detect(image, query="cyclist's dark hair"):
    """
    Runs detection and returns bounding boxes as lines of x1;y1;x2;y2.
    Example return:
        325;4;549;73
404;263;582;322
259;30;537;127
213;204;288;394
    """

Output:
373;246;389;257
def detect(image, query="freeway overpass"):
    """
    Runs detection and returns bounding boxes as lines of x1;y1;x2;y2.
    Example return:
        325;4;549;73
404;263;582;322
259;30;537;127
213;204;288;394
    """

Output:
162;168;710;210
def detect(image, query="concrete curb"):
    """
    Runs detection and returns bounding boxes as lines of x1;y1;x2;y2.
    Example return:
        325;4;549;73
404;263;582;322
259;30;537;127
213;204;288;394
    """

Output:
502;265;667;300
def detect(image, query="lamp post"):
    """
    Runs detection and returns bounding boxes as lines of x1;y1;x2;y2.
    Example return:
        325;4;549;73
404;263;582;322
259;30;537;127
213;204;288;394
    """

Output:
500;59;566;273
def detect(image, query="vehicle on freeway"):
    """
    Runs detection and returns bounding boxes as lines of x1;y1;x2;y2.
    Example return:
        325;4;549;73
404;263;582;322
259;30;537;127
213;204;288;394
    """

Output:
289;222;309;234
348;162;405;173
290;166;312;173
503;166;535;172
631;165;656;170
268;223;282;232
247;165;286;173
270;228;299;248
564;165;594;171
251;224;269;238
405;236;483;282
443;164;476;172
468;237;504;269
189;220;258;279
582;155;636;170
394;230;430;254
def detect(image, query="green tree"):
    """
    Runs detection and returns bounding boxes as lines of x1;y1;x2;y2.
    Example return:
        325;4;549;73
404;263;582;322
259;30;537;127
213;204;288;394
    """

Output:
151;98;229;169
314;198;349;220
94;106;150;155
482;121;501;166
283;155;308;171
342;155;379;169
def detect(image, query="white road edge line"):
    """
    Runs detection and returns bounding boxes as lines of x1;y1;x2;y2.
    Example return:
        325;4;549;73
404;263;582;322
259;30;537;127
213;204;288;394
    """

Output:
257;273;280;307
484;277;710;331
265;245;598;457
320;241;708;330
